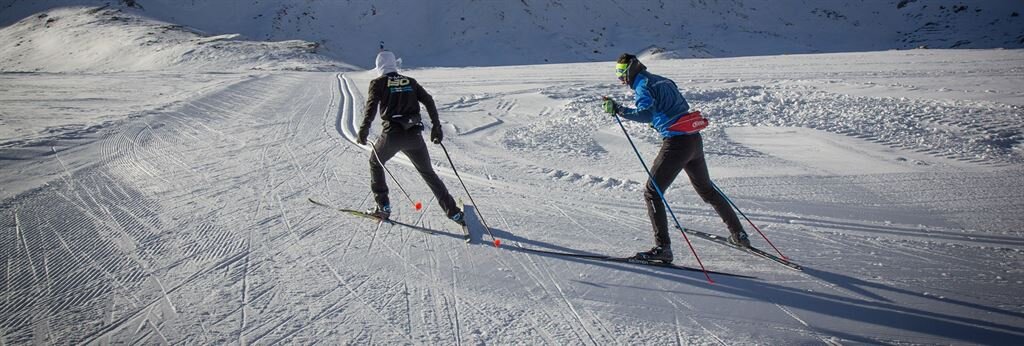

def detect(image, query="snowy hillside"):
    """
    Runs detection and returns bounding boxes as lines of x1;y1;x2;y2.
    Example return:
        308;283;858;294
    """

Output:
2;49;1023;344
0;6;352;72
2;0;1022;67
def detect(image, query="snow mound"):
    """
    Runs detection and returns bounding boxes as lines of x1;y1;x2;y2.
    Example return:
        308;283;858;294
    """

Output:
688;84;1024;165
0;6;353;73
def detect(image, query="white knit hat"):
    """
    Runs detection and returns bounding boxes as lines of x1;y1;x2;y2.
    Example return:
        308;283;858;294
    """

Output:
375;51;398;76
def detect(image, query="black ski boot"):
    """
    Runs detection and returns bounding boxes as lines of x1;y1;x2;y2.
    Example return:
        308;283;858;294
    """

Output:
633;246;673;263
366;204;391;220
449;210;466;226
728;231;751;248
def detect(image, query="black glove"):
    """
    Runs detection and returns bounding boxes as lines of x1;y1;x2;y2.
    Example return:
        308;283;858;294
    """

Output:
357;128;369;145
430;125;443;144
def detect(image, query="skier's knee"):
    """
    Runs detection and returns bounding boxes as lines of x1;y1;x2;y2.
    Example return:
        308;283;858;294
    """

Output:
644;185;660;201
693;187;716;202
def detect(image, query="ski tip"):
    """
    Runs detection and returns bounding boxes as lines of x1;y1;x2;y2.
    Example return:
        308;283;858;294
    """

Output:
493;239;501;248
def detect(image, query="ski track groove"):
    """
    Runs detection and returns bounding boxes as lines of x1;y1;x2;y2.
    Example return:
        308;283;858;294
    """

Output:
689;315;727;346
665;295;709;345
239;236;250;344
318;258;417;343
13;211;39;286
490;206;587;343
76;246;251;344
51;188;147;306
772;302;844;344
439;224;468;345
237;77;389;341
421;213;458;344
433;268;460;344
538;253;601;345
552;203;617;248
269;286;354;344
444;223;463;346
230;249;367;342
316;197;469;343
104;74;317;341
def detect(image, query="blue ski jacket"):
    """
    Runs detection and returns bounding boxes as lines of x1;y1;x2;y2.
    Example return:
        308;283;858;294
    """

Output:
620;71;692;138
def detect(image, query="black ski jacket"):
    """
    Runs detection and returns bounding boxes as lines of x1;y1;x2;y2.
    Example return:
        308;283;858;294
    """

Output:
360;72;440;133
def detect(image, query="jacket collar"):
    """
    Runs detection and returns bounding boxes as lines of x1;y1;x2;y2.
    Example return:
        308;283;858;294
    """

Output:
630;71;648;90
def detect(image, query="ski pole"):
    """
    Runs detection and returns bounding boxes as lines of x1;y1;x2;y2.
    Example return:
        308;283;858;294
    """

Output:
369;139;423;211
608;101;713;283
438;142;501;248
711;181;789;260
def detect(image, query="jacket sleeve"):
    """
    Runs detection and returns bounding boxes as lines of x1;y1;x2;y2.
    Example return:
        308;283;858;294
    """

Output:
360;78;381;133
414;81;440;127
620;77;655;123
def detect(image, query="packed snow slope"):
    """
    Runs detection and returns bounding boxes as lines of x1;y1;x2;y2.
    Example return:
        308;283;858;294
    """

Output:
1;0;1022;67
2;49;1023;344
0;6;352;73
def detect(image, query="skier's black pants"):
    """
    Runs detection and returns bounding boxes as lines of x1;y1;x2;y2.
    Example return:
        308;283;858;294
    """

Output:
645;133;743;248
369;129;459;217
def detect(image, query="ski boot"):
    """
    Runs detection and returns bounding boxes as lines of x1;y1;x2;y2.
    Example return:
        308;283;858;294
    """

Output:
728;231;751;248
449;210;466;226
633;246;673;263
366;204;391;220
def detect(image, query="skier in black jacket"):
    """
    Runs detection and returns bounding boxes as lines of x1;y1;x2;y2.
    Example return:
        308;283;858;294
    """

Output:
357;50;464;225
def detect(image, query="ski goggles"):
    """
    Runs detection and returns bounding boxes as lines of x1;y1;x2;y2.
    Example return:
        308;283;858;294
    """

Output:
615;62;629;82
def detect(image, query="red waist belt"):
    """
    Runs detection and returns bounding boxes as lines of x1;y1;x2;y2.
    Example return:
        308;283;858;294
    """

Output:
666;111;708;134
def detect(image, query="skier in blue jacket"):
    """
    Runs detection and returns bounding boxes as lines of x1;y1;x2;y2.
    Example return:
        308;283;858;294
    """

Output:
603;53;749;263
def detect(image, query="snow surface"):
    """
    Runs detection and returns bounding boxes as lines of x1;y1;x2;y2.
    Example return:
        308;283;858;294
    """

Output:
2;47;1023;344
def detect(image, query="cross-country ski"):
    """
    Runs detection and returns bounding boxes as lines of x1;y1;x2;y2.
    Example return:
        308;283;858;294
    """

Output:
510;246;757;279
680;227;804;271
